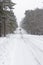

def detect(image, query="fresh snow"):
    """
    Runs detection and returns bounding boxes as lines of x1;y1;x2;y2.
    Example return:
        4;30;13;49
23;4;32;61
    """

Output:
0;28;43;65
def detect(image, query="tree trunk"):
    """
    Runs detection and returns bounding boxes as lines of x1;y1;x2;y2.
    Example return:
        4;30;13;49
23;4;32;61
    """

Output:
4;20;6;37
0;23;1;37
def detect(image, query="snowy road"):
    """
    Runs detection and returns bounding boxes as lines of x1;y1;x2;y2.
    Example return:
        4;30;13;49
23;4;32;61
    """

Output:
0;29;43;65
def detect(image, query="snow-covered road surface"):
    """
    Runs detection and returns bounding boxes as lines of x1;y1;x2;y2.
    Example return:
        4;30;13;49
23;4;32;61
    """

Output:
0;29;43;65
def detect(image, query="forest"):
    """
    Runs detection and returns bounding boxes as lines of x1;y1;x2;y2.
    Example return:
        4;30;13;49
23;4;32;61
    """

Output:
0;0;18;37
0;0;43;37
21;8;43;35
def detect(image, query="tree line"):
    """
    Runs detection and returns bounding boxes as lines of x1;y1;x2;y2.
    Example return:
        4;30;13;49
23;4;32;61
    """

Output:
0;0;18;37
21;8;43;35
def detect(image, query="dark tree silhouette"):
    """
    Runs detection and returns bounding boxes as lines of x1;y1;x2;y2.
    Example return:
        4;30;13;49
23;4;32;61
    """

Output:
0;0;18;37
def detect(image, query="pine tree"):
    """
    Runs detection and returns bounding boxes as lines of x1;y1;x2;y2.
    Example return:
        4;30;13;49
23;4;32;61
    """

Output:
0;0;18;37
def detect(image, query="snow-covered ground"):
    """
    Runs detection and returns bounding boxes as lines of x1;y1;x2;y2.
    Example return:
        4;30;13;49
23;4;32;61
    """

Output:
0;28;43;65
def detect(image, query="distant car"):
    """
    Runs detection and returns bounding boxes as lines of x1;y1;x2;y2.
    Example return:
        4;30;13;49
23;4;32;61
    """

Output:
19;28;21;31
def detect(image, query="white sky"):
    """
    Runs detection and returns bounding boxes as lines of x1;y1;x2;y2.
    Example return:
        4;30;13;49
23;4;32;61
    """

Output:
12;0;43;24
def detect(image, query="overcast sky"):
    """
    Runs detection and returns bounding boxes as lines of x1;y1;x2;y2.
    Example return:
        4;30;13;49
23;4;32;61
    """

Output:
12;0;43;24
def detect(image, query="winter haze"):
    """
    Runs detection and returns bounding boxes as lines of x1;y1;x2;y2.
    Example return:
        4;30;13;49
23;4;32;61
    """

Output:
12;0;43;24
